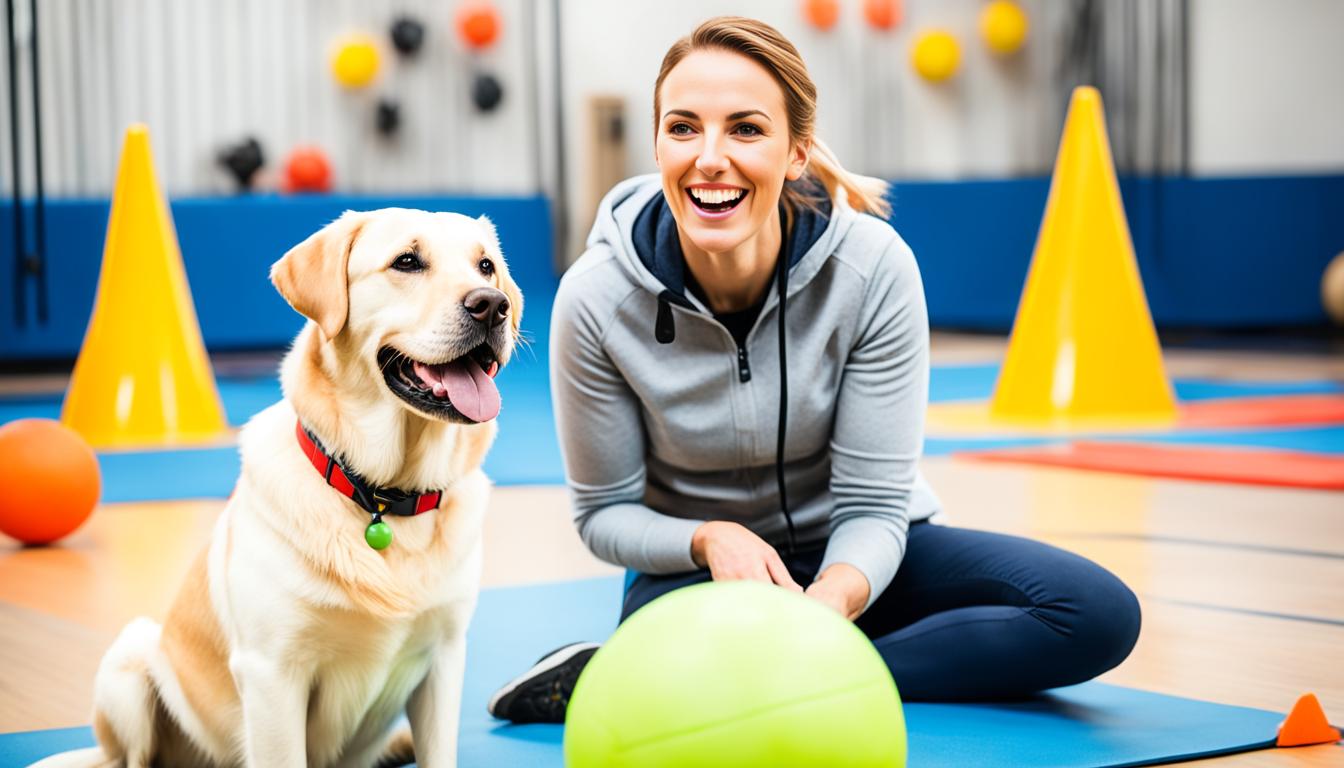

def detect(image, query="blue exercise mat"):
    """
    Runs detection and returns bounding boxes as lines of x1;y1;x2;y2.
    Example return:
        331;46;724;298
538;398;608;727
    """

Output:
1;577;1294;767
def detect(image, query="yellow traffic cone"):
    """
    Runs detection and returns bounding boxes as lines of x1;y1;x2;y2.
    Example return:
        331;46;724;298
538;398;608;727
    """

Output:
61;125;228;448
988;86;1177;429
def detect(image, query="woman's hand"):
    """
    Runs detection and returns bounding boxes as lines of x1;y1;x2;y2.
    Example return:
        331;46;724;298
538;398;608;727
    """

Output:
691;521;803;592
804;563;870;621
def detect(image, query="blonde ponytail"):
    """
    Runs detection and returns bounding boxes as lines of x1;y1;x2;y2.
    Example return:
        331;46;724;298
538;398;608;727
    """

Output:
798;139;891;219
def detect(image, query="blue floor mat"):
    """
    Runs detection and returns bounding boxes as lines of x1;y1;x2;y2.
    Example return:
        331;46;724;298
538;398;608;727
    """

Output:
0;577;1292;767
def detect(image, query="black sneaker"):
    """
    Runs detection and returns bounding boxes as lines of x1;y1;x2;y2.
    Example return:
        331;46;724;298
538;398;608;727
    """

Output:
487;642;601;724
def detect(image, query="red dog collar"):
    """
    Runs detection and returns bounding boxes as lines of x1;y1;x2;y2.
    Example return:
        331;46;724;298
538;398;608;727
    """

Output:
295;421;443;520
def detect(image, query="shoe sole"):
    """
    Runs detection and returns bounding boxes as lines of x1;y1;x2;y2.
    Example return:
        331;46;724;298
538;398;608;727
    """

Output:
487;642;601;718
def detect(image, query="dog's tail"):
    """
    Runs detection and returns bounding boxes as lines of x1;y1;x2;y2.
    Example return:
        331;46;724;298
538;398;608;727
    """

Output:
24;748;119;768
80;617;164;768
24;619;164;768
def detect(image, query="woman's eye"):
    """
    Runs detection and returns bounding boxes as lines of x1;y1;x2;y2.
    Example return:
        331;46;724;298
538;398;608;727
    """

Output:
668;122;694;136
391;253;424;272
478;257;495;276
734;123;762;137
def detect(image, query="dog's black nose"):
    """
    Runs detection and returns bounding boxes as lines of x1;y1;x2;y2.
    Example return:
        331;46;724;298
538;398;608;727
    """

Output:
464;287;510;327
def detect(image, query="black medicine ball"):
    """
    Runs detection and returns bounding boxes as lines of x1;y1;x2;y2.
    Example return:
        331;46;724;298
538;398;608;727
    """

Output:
390;16;426;57
376;99;401;136
472;72;504;113
218;137;264;190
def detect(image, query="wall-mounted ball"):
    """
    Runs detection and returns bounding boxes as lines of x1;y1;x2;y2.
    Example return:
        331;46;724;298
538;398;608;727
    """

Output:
376;99;401;136
283;146;332;193
802;0;841;31
390;16;426;57
456;1;501;50
911;30;961;83
980;0;1029;55
472;72;504;113
331;34;380;89
863;0;903;31
217;136;265;190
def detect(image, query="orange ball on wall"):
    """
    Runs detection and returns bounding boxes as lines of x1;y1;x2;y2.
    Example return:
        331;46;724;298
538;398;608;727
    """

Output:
803;0;841;31
284;146;333;193
0;419;101;545
457;1;501;49
864;0;903;30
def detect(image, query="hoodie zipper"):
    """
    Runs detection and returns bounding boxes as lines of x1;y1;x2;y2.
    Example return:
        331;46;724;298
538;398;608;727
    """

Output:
736;346;751;383
658;290;754;383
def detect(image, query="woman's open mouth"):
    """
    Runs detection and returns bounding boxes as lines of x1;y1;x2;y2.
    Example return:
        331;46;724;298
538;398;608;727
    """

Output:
686;187;747;219
377;345;501;423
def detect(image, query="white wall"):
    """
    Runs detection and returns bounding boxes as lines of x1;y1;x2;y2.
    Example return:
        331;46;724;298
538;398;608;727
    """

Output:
3;0;1342;205
1189;0;1344;175
0;0;541;197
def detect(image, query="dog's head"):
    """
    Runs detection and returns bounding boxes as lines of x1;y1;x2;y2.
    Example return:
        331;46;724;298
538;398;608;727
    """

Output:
271;208;523;425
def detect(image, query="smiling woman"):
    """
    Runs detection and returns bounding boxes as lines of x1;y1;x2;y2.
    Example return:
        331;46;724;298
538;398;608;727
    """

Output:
486;15;1142;743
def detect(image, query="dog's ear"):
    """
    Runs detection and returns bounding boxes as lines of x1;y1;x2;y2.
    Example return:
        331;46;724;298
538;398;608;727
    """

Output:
271;211;369;341
477;216;524;338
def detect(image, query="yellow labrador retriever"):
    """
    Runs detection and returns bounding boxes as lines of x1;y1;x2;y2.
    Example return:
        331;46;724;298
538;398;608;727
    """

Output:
34;209;522;768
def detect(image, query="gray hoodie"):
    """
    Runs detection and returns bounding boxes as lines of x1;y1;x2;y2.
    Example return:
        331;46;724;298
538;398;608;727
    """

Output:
550;175;940;610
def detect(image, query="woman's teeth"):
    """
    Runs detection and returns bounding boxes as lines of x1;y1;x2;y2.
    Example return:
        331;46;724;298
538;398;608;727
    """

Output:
691;188;744;205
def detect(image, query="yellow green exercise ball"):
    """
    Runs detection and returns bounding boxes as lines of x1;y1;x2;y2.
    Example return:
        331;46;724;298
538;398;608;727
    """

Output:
331;35;380;89
911;30;961;83
981;0;1029;55
1323;251;1344;325
564;581;906;768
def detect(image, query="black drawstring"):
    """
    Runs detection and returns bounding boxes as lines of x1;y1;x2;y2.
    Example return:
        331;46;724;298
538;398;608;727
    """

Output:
655;291;676;344
776;250;796;556
653;259;794;554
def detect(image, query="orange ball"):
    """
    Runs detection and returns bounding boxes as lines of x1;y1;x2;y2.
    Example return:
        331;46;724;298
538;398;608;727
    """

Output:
864;0;903;30
457;1;501;49
0;419;100;545
284;146;333;193
803;0;841;31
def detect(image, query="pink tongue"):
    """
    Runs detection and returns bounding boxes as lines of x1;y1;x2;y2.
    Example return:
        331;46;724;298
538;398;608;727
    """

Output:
412;359;501;422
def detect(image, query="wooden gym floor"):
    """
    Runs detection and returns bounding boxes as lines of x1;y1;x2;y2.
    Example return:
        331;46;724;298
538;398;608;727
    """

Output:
1;332;1341;767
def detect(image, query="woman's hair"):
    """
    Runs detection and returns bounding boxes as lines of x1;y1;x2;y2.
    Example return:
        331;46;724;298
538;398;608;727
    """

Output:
653;16;891;220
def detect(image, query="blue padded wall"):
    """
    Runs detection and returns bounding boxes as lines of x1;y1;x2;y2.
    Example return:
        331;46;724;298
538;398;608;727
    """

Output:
1;195;553;361
891;173;1344;330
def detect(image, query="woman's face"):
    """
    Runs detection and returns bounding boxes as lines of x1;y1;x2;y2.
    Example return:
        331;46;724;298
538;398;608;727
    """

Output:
655;49;809;255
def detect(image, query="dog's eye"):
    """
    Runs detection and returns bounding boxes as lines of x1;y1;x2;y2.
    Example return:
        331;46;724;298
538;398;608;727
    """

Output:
478;258;495;277
391;253;424;272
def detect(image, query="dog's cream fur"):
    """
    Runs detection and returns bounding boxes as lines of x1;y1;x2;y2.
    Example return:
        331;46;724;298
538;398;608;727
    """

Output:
33;208;523;768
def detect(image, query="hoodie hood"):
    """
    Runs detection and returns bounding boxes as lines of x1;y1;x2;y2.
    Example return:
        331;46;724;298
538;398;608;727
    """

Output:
585;174;858;315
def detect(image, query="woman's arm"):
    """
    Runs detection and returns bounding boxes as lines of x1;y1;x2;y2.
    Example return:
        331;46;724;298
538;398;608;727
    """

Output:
550;265;704;574
819;234;930;614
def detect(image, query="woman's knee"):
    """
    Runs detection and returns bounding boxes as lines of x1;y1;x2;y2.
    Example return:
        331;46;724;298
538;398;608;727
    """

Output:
1064;565;1142;677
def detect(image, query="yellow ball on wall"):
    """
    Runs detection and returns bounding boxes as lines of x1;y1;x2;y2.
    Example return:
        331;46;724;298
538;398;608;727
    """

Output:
981;0;1029;55
911;30;961;83
331;35;380;89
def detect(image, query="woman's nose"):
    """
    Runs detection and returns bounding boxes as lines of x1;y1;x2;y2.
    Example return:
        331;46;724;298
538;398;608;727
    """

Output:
695;136;729;175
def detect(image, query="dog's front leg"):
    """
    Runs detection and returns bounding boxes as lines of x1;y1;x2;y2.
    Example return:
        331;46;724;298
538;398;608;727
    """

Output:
406;630;467;767
232;651;310;768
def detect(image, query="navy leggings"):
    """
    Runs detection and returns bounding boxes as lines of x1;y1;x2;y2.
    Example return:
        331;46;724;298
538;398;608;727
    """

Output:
621;523;1142;702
